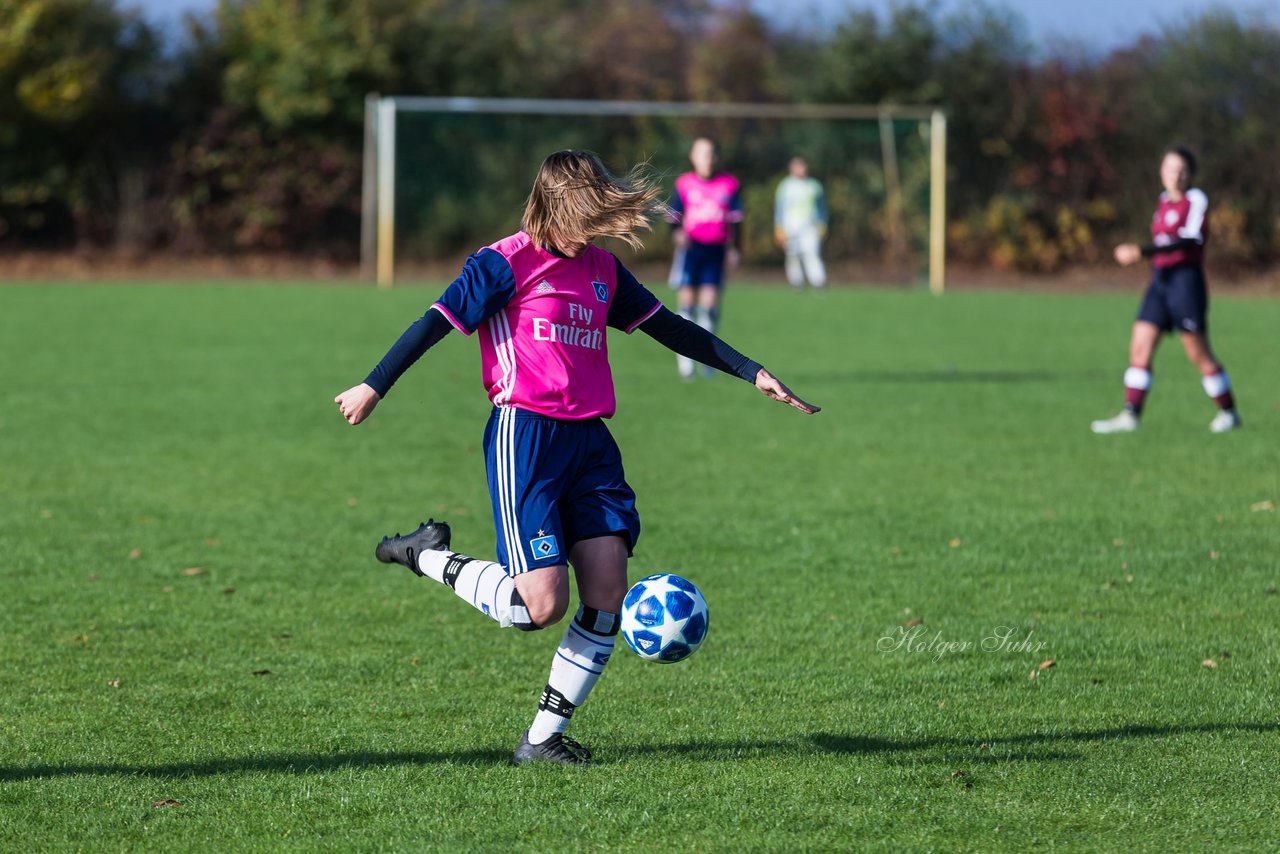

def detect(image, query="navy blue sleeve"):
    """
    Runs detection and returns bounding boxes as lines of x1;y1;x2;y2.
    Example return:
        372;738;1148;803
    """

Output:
637;306;763;382
363;308;453;397
728;188;743;248
361;248;514;397
606;257;663;333
432;248;517;334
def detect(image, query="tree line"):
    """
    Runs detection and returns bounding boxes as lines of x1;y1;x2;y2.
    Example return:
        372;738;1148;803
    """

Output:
2;0;1277;272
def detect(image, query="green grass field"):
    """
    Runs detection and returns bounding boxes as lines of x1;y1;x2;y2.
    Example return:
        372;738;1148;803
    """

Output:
1;281;1277;851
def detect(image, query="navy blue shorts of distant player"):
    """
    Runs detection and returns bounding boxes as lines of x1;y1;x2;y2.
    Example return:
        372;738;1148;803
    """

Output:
680;240;728;288
1136;264;1209;334
482;406;641;577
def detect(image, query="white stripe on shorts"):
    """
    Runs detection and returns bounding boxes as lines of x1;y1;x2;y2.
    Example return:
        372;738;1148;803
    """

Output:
496;406;526;574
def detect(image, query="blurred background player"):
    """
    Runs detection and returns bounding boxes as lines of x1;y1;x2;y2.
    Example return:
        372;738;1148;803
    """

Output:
1091;146;1241;434
334;150;818;767
668;137;743;379
666;232;686;290
774;156;828;291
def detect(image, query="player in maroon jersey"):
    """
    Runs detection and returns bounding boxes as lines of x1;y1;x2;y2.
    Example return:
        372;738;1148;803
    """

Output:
1091;146;1241;434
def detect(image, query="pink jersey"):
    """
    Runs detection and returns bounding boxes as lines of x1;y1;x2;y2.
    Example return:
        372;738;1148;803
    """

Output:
672;172;743;245
431;232;661;420
1151;188;1208;268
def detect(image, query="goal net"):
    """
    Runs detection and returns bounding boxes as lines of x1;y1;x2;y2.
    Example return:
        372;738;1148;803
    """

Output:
362;97;946;291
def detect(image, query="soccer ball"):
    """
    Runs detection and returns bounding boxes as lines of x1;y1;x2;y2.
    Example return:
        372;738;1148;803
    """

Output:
620;573;709;663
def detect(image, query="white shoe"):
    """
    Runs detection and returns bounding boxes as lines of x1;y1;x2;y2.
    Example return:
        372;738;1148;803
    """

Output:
1209;409;1241;433
1091;410;1139;434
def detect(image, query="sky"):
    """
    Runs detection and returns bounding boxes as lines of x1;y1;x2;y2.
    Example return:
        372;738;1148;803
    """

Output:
760;0;1279;50
129;0;1279;52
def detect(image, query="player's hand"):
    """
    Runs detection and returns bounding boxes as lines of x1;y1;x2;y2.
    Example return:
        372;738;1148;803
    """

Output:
673;230;689;249
1113;243;1142;266
334;383;381;425
726;247;741;271
773;227;788;249
754;368;820;415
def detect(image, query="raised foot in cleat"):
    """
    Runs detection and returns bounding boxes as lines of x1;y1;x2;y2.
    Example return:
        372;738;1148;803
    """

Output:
375;519;452;575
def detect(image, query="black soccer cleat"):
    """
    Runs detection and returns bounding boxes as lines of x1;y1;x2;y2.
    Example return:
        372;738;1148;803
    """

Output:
511;730;592;767
375;519;452;576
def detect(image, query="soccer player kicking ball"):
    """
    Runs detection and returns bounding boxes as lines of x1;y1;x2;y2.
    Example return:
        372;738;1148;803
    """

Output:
1091;146;1242;434
335;150;819;767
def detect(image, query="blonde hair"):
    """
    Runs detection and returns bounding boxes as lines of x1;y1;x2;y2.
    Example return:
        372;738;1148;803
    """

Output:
522;150;668;256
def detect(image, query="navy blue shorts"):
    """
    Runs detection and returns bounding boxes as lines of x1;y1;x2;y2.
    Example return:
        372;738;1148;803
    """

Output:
1136;264;1208;334
482;407;640;576
680;241;728;288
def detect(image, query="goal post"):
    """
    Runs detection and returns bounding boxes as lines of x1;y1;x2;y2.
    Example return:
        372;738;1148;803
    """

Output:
362;96;946;293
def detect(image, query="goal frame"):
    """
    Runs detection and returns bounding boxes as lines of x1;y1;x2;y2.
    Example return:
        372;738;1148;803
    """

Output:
361;96;946;292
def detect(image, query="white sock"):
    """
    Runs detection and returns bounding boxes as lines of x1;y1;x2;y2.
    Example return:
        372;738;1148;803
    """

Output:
677;307;696;377
527;604;619;743
694;307;718;377
1201;371;1230;398
415;550;531;629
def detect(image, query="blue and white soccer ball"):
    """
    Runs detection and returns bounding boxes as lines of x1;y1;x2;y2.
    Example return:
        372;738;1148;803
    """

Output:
620;573;709;663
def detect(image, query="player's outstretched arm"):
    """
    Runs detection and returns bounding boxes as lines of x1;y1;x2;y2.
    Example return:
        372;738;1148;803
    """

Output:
754;368;820;414
632;305;819;414
336;303;459;426
335;383;381;425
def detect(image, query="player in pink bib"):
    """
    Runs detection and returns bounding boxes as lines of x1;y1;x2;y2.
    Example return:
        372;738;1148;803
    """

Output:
429;231;645;420
335;150;819;767
668;137;743;379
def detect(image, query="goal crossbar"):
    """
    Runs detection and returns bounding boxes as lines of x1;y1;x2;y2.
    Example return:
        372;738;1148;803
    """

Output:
363;96;946;291
386;96;938;121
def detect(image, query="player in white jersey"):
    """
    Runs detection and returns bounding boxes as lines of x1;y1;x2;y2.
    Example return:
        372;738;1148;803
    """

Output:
335;150;819;767
774;157;828;291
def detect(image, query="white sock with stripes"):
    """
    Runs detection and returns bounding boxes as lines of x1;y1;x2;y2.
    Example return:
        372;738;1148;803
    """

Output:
527;604;619;744
415;550;532;629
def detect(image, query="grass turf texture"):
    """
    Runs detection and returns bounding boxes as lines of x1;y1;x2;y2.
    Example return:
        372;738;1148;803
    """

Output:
1;282;1277;851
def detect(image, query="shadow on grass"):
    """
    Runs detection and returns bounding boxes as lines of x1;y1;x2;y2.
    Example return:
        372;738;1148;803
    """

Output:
811;721;1280;758
3;722;1275;780
804;369;1109;385
0;749;510;782
617;721;1279;764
